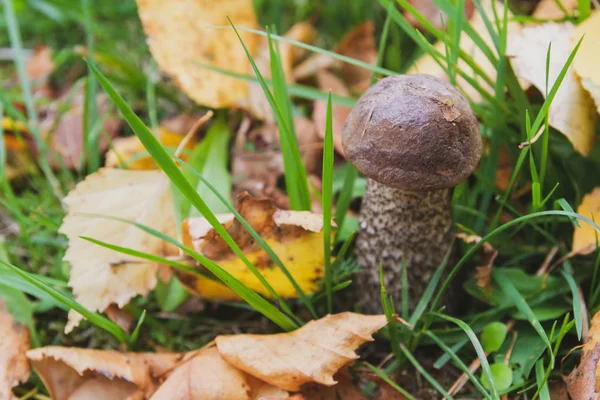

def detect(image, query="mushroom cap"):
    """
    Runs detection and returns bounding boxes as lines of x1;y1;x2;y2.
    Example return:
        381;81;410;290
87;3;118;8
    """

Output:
342;74;482;191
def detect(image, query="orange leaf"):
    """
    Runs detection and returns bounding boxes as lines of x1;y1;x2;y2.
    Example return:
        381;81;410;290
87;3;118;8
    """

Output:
0;300;30;400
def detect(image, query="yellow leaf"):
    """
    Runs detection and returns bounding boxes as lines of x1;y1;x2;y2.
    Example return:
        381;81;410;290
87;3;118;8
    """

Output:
573;11;600;113
59;168;176;332
572;187;600;254
507;22;597;155
105;127;196;170
26;346;181;400
136;0;258;109
177;193;328;300
215;312;387;391
0;300;30;400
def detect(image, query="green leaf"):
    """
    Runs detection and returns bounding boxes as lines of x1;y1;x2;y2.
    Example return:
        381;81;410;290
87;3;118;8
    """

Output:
481;322;507;353
155;276;189;313
482;363;513;391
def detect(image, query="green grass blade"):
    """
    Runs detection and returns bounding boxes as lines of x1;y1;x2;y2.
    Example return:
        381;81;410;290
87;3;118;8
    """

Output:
432;313;499;399
381;264;404;365
409;248;451;325
535;360;550;400
0;259;128;342
400;343;454;399
334;164;358;241
82;0;98;172
128;309;146;348
87;61;298;329
560;267;583;340
0;102;5;179
372;1;395;84
323;93;335;314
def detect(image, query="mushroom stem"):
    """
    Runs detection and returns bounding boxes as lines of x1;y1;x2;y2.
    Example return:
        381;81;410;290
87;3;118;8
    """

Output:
356;179;456;314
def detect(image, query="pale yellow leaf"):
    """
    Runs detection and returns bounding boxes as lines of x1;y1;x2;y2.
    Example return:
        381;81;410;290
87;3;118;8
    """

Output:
150;347;251;400
59;168;176;332
507;22;597;155
0;300;30;400
136;0;258;109
572;187;600;254
573;11;600;113
216;312;387;391
27;347;180;400
178;193;328;300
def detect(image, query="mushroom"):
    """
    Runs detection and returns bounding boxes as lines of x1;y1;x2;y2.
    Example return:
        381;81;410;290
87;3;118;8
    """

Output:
342;74;482;314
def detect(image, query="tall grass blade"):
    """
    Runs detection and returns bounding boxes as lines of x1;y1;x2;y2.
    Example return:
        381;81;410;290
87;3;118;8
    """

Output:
323;93;335;313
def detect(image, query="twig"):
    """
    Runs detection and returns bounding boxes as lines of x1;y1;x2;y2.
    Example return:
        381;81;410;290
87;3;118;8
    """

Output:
174;110;214;157
518;124;546;149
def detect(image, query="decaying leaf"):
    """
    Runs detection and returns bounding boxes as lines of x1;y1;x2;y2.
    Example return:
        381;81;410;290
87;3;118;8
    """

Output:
0;300;30;400
25;45;54;97
573;11;600;113
408;1;516;101
26;346;181;400
312;70;352;156
565;310;600;399
404;0;475;32
572;187;600;255
507;22;597;155
533;0;579;19
136;0;258;109
178;193;328;300
59;168;176;332
335;21;378;93
216;312;387;391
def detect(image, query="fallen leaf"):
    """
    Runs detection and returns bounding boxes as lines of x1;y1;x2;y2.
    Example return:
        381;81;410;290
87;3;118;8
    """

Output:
565;310;600;399
59;168;177;332
0;300;30;400
408;1;516;101
573;11;600;113
238;22;316;121
548;380;570;400
178;193;328;300
150;347;255;400
335;21;378;93
312;70;352;156
572;187;600;255
105;127;197;170
27;346;181;400
533;0;579;19
404;0;475;32
300;371;367;400
25;46;54;97
39;91;121;169
507;22;597;155
216;312;387;391
494;145;513;192
137;0;258;109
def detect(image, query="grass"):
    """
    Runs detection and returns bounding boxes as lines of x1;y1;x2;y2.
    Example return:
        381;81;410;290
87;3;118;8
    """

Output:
2;0;600;398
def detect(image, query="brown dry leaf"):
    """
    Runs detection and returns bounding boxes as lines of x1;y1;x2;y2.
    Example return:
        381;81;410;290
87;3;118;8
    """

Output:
409;1;517;101
137;0;258;109
27;346;181;400
572;187;600;255
573;11;600;113
0;300;30;400
238;22;316;121
495;145;513;191
565;311;600;399
40;91;121;169
216;312;387;391
507;22;598;155
59;168;176;332
26;46;54;97
533;0;579;19
313;70;352;156
300;371;367;400
404;0;475;32
177;193;327;300
457;233;497;294
335;21;377;92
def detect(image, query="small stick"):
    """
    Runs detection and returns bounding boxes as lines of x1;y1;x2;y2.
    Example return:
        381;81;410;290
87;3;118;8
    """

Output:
518;124;546;149
174;110;214;157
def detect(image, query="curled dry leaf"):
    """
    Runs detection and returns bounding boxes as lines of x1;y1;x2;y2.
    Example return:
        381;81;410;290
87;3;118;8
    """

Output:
178;193;328;300
0;300;30;400
572;187;600;255
565;311;600;399
216;312;387;391
59;168;176;332
26;346;181;400
573;11;600;113
507;22;597;155
312;70;352;156
136;0;258;109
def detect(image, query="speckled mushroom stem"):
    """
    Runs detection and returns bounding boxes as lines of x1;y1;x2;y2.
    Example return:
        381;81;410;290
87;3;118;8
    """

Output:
356;179;457;314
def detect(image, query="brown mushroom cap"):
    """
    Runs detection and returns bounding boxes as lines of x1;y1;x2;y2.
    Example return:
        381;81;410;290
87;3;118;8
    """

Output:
342;74;482;191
